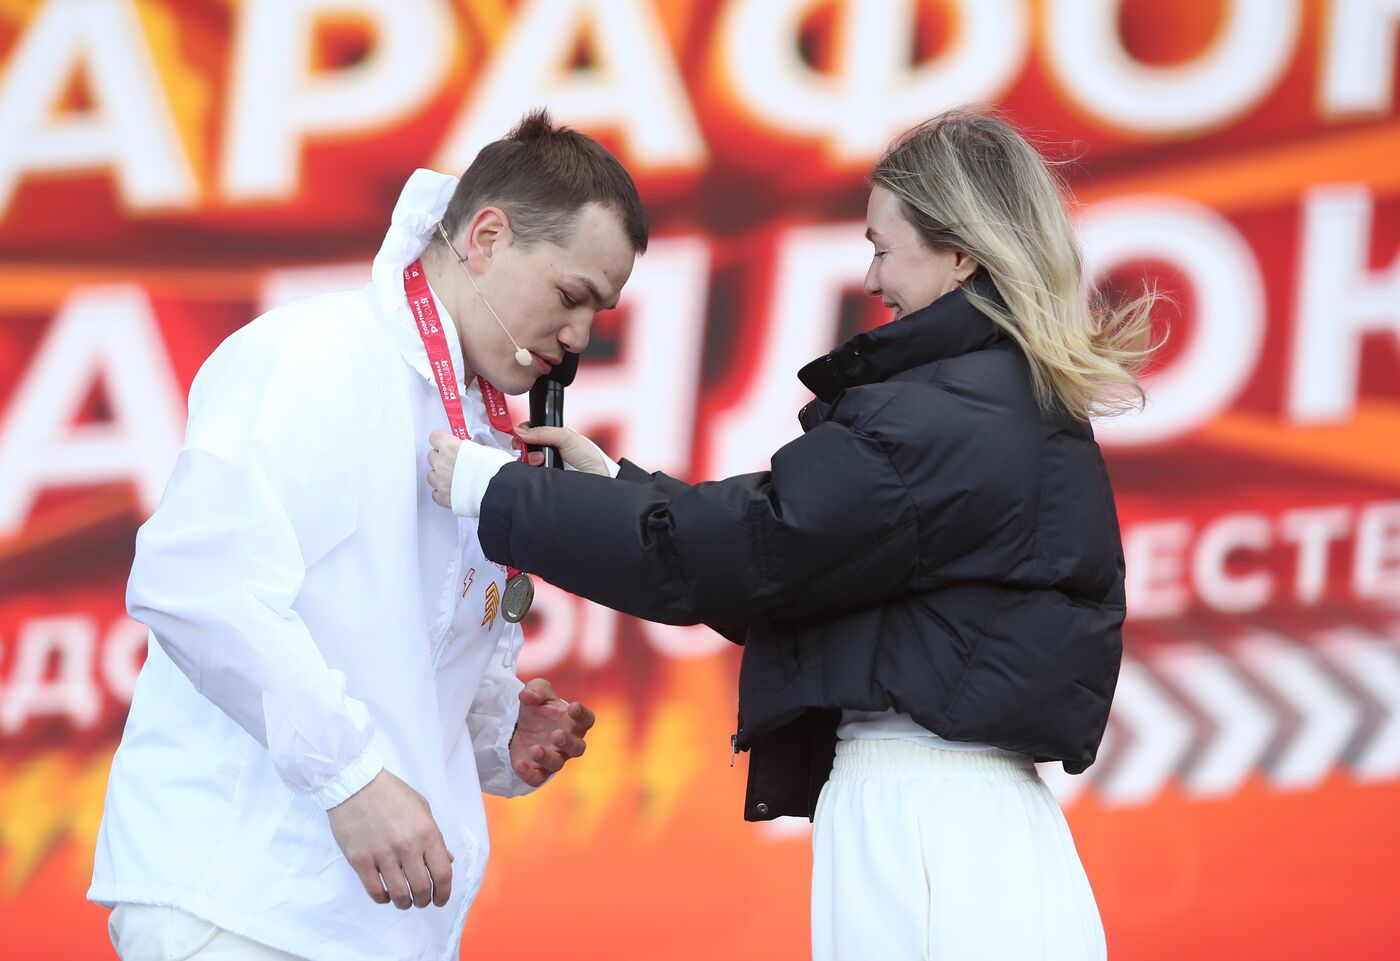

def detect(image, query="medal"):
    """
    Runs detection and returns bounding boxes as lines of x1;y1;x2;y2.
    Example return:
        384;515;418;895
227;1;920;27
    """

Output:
502;572;534;623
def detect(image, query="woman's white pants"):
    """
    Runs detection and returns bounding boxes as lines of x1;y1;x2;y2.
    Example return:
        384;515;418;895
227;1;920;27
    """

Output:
811;739;1107;961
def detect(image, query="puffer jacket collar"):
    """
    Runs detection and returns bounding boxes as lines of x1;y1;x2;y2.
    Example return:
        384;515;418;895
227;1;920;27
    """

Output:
797;276;1005;403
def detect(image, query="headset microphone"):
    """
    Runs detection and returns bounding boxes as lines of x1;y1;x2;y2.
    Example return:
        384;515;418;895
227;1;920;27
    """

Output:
436;222;533;367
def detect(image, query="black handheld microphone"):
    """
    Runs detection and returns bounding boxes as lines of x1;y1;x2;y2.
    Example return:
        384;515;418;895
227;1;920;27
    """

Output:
528;351;580;469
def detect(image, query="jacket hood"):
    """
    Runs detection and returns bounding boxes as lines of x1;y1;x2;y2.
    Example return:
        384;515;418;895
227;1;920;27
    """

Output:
371;168;468;386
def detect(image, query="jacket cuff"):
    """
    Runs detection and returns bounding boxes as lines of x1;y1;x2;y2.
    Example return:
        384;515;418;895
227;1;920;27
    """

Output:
481;699;539;798
308;744;386;810
451;442;516;518
616;459;651;482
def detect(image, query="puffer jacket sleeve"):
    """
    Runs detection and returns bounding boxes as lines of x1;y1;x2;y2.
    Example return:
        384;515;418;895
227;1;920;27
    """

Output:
478;386;925;626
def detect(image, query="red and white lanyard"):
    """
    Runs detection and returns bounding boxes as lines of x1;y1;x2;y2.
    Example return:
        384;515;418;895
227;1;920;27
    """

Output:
405;259;525;582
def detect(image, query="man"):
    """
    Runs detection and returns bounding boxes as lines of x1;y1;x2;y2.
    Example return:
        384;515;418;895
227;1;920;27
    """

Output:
90;110;647;961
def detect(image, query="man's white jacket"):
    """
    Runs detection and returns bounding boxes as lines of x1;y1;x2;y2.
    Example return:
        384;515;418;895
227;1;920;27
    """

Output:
89;171;535;961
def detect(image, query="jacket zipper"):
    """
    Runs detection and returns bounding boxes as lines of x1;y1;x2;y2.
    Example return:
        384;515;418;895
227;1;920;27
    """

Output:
430;615;454;667
430;524;467;666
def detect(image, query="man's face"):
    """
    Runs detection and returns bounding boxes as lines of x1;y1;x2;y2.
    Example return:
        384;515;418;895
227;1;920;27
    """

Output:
462;202;636;395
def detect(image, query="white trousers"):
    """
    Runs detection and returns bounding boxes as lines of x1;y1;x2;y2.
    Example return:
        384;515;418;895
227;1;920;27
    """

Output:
108;905;308;961
811;739;1107;961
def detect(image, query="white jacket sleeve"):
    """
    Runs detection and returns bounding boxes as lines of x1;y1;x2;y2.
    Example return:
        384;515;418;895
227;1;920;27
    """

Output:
127;324;383;809
466;623;534;798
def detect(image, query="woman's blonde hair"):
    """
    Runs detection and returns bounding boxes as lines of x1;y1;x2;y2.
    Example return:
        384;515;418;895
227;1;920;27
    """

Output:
870;109;1160;419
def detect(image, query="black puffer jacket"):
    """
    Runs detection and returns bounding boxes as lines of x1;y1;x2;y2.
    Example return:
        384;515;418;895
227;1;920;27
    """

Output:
479;282;1126;820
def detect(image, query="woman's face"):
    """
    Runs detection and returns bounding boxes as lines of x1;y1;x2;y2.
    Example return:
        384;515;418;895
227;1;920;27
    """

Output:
863;185;978;319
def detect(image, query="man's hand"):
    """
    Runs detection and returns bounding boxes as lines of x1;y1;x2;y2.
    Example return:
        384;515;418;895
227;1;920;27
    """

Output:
426;430;462;510
510;678;596;787
327;769;454;910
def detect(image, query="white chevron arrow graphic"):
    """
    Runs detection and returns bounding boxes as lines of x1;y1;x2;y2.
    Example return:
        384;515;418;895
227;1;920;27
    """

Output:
1155;641;1273;799
1317;627;1400;782
1094;659;1193;806
1236;631;1360;790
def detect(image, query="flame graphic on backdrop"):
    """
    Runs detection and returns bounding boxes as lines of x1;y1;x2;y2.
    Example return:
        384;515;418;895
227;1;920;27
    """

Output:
0;657;737;891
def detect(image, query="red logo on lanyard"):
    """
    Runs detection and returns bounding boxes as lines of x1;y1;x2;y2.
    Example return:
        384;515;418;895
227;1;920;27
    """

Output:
406;259;526;583
404;260;515;439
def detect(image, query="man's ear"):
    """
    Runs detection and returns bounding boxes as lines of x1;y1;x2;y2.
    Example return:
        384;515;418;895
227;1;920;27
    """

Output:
464;206;512;270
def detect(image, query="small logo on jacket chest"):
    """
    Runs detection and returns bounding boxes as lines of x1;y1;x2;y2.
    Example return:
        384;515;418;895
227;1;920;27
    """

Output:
482;581;500;631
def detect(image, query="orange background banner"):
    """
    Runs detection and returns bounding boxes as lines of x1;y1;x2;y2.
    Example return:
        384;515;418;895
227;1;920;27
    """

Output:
2;1;1399;958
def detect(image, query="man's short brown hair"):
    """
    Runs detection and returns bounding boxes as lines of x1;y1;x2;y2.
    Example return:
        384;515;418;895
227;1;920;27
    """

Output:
440;109;648;253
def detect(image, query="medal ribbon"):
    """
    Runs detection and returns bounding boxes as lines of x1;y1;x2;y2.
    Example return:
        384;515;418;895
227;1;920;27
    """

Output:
405;258;527;584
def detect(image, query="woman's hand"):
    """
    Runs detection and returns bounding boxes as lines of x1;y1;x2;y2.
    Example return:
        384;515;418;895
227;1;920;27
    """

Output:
515;423;615;476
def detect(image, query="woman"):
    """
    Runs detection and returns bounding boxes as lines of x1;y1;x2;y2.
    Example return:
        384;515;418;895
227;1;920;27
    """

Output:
432;109;1156;960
